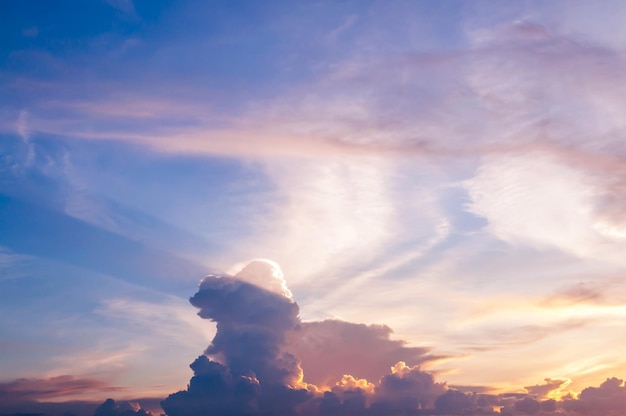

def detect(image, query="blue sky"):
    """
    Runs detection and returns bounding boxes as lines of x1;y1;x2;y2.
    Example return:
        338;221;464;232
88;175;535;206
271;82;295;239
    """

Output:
3;1;626;415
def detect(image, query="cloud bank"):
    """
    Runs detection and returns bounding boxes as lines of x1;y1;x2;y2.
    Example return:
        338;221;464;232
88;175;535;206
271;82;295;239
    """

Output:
0;376;121;403
157;260;626;416
2;261;626;416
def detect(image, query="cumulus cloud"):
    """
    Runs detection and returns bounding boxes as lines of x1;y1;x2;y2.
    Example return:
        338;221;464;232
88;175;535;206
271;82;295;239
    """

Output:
161;261;452;415
94;399;153;416
231;259;293;299
157;260;626;416
4;261;626;416
161;262;309;416
190;274;301;385
287;319;440;387
563;377;626;415
373;361;446;412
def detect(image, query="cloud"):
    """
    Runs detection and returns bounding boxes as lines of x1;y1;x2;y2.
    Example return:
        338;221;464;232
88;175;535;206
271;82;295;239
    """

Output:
189;270;302;386
373;361;447;412
0;246;30;282
433;389;475;414
6;5;626;414
541;283;606;306
4;261;626;416
156;259;626;415
463;152;626;264
12;16;626;164
563;377;626;415
511;396;557;415
16;111;30;143
15;110;35;166
326;14;358;42
161;261;450;415
231;259;293;299
0;194;206;288
287;319;441;387
10;11;626;295
0;380;156;416
524;378;571;400
94;399;152;416
0;376;122;403
11;15;626;278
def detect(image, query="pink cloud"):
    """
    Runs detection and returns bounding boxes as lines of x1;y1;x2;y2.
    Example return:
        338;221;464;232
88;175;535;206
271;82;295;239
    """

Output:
0;375;124;403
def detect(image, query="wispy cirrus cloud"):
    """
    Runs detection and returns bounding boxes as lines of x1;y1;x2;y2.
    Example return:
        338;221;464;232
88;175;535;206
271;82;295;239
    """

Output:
7;18;626;275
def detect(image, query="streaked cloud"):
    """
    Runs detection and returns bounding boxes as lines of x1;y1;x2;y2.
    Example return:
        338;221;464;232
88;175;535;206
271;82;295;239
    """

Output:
0;376;123;403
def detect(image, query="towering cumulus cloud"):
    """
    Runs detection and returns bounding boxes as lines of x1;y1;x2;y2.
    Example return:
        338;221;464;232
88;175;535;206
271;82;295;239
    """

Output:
161;260;626;416
161;261;309;416
161;260;447;416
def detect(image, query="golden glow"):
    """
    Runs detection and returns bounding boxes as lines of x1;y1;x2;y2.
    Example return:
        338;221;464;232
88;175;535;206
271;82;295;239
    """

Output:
391;361;420;376
335;375;375;395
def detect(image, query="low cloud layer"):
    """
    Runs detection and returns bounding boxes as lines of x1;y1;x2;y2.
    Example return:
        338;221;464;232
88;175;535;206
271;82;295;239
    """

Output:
0;378;151;416
157;260;626;416
2;261;626;416
0;376;122;403
94;399;153;416
289;319;440;388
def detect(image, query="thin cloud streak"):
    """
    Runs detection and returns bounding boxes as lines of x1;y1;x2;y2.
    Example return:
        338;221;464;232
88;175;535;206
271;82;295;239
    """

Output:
5;22;626;168
0;376;124;403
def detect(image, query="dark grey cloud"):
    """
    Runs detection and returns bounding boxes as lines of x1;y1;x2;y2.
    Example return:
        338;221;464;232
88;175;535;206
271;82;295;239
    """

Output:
0;379;155;416
93;399;152;416
0;376;122;403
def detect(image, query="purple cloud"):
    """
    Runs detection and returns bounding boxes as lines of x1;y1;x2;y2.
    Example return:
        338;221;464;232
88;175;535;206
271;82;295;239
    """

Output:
158;262;626;416
0;376;122;403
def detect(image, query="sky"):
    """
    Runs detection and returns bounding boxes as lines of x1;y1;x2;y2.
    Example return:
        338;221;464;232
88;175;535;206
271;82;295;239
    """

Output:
2;1;626;415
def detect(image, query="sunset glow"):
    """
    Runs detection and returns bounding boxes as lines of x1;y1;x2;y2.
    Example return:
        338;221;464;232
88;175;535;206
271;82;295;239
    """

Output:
3;1;626;415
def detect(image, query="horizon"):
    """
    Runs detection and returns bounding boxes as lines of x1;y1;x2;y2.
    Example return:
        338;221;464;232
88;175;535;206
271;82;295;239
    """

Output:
2;1;626;415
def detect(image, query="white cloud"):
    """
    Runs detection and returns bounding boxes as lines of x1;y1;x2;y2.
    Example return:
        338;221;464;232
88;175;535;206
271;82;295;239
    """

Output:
464;154;626;264
251;156;397;283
